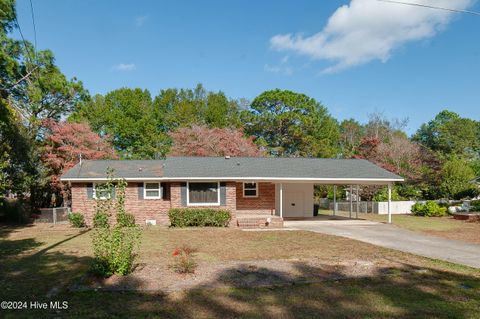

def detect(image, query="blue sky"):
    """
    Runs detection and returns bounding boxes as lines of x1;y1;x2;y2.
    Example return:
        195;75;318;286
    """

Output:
13;0;480;134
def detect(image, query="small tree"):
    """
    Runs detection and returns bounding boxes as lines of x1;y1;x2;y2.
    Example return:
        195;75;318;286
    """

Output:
91;169;141;277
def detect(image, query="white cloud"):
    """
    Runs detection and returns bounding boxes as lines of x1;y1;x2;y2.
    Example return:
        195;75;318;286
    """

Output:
112;63;136;72
264;63;293;75
135;15;148;27
270;0;473;73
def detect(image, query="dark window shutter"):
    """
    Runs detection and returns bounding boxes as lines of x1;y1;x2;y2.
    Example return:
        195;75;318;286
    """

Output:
86;183;93;199
111;186;116;200
162;183;170;200
138;183;144;200
180;182;187;206
220;182;226;206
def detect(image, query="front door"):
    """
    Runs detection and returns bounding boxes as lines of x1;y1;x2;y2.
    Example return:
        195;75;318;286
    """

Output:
284;191;304;217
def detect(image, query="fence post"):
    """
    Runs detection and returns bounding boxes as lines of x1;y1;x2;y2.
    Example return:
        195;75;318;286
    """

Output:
53;208;57;225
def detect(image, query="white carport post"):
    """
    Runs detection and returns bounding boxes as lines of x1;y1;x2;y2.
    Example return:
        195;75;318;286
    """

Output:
356;185;360;219
387;183;392;224
333;185;337;216
349;185;353;218
279;183;283;218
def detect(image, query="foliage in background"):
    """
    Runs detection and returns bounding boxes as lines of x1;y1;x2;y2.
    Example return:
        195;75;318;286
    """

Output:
439;157;478;200
169;125;264;157
411;201;447;217
42;120;117;205
372;187;404;201
168;208;231;227
414;110;480;159
68;212;85;228
242;89;340;157
1;0;88;210
71;88;168;159
90;170;141;277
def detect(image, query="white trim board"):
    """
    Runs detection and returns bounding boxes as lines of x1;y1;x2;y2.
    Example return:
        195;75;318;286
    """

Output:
62;177;404;183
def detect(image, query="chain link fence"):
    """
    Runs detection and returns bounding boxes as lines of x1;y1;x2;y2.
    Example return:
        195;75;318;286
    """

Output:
35;207;71;224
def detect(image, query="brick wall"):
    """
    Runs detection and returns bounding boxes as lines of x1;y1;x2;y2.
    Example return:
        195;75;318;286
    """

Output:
71;182;171;226
71;181;238;226
235;182;276;215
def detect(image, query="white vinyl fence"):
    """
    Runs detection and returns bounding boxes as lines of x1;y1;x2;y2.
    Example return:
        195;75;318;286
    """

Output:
322;200;415;215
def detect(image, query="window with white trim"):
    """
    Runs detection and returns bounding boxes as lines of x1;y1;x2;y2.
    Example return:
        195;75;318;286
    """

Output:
188;182;220;205
93;183;112;200
243;182;258;198
144;182;162;199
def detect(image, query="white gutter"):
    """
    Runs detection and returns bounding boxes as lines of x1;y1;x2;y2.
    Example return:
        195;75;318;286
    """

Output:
61;176;404;183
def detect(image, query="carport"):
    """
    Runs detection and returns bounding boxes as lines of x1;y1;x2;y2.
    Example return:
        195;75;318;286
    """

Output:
272;164;404;224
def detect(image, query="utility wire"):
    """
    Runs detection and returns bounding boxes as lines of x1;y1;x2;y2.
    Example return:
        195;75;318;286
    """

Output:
377;0;480;16
29;0;37;58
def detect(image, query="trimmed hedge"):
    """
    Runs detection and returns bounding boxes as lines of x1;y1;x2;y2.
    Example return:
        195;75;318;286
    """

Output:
168;208;231;227
411;201;447;217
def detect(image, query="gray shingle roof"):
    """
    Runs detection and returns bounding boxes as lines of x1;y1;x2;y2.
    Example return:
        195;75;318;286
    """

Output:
61;156;403;182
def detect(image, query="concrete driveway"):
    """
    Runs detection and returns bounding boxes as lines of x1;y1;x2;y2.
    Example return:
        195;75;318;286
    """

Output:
284;220;480;269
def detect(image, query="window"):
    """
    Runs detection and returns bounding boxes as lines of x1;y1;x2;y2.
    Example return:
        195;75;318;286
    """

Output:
188;182;219;205
93;183;112;200
144;182;162;199
243;182;258;198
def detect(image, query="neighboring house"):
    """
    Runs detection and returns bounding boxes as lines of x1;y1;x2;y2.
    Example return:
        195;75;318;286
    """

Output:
60;156;403;227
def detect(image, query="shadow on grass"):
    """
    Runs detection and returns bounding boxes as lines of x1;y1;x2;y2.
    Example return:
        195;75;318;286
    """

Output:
64;262;480;318
1;224;479;318
0;227;93;304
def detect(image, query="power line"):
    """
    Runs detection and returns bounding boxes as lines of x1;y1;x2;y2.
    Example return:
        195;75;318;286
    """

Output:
13;16;34;67
377;0;480;16
29;0;37;57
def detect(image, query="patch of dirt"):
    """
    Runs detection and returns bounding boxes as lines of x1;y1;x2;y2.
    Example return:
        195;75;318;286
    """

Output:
72;257;410;293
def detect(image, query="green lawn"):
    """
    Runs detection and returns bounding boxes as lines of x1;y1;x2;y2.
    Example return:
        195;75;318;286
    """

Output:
0;224;479;318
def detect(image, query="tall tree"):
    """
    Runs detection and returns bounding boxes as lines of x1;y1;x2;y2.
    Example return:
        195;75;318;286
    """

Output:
1;0;87;207
439;157;477;199
242;89;339;157
413;110;480;158
339;118;364;157
72;88;169;159
153;84;242;130
169;125;264;157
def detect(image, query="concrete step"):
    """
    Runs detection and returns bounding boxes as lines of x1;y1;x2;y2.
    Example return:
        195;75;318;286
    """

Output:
236;215;283;228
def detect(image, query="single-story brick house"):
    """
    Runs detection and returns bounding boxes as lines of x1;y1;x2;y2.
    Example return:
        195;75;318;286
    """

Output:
60;156;403;227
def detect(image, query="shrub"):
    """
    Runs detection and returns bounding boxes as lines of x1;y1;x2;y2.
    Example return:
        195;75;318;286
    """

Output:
93;211;109;228
90;170;142;277
91;225;141;277
470;200;480;212
171;245;198;274
168;208;231;227
68;212;85;228
411;201;447;217
116;212;136;227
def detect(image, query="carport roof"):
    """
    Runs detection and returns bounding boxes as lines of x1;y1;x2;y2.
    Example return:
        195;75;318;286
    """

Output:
61;156;404;183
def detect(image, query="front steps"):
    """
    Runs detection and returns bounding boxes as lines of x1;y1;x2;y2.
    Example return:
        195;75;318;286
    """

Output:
236;215;283;229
